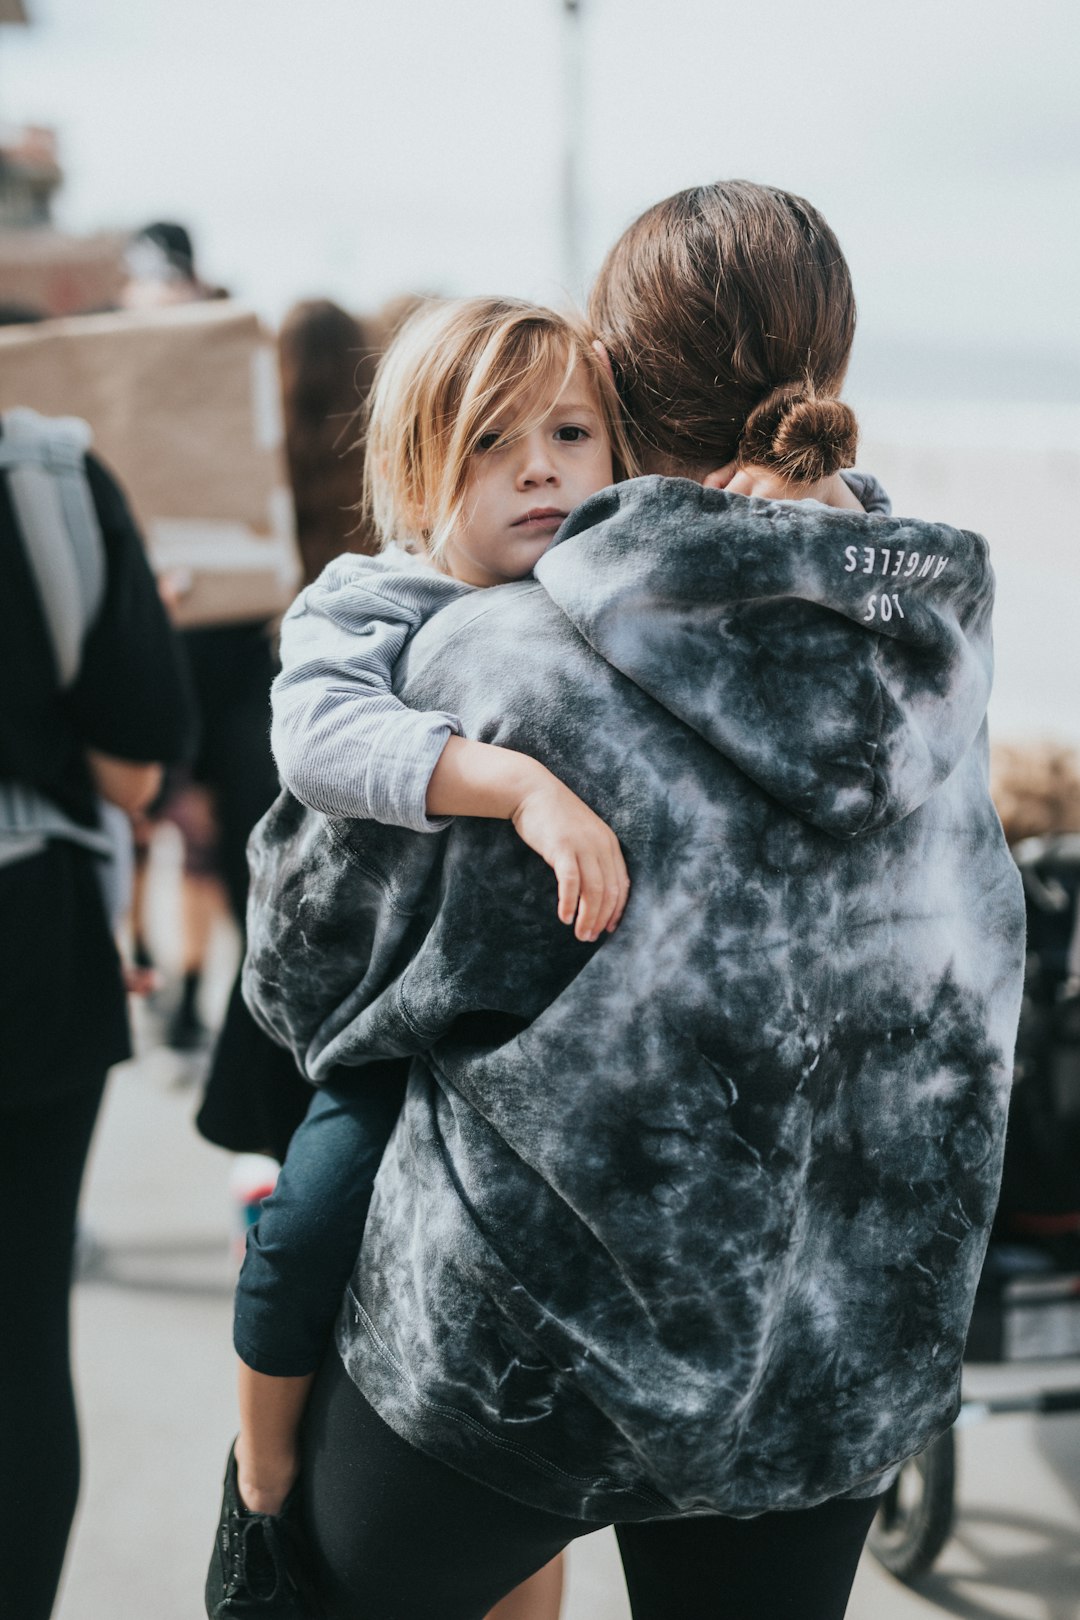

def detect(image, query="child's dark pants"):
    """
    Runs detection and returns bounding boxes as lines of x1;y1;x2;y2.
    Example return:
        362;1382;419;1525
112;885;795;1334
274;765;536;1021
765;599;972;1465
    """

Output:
233;1070;407;1376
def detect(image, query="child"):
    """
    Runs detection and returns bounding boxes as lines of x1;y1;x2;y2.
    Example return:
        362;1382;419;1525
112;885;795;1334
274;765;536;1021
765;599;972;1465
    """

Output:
207;297;639;1620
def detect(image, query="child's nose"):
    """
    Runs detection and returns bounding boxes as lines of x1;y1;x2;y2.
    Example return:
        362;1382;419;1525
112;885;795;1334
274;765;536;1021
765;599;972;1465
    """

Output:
516;439;559;487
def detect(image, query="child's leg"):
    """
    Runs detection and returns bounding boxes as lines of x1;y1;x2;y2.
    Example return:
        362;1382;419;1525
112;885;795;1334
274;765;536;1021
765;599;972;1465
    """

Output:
231;1070;407;1511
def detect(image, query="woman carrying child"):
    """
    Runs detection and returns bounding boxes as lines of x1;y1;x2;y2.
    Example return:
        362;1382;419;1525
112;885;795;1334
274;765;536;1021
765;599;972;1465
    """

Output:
224;180;1025;1620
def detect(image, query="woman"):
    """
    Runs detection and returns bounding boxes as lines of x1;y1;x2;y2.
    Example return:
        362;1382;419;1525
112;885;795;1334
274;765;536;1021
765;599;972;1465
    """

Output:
246;181;1026;1619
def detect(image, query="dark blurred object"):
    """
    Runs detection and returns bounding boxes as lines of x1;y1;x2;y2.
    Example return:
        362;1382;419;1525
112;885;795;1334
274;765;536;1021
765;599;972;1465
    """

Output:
0;123;60;228
964;753;1080;1351
0;299;42;323
131;220;196;281
988;742;1080;1260
197;972;313;1163
278;298;378;582
120;218;228;310
992;834;1080;1257
174;623;281;922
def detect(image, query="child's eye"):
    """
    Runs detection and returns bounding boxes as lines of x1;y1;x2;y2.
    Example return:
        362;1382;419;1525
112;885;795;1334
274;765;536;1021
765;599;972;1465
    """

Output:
474;431;502;453
555;425;589;442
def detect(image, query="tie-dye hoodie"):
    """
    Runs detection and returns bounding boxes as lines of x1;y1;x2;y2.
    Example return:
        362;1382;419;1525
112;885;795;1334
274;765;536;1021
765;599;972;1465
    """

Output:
245;476;1025;1522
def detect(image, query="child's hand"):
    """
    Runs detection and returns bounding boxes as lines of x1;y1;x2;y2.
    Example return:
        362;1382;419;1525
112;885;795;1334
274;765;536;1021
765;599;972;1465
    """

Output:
510;775;630;942
425;737;630;939
726;465;864;510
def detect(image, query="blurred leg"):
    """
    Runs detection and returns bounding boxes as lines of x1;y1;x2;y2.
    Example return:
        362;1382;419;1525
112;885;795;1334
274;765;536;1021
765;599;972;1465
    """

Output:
161;780;226;1048
0;1071;108;1620
179;870;227;978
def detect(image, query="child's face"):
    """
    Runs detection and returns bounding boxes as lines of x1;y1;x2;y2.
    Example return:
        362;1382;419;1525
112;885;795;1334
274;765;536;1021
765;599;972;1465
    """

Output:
443;364;613;588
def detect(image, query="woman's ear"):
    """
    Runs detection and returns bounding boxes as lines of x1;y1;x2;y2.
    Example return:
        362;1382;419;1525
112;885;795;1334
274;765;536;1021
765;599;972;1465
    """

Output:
701;461;739;490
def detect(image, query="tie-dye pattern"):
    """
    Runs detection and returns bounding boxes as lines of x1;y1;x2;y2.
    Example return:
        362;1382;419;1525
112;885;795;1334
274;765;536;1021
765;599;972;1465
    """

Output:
245;477;1025;1522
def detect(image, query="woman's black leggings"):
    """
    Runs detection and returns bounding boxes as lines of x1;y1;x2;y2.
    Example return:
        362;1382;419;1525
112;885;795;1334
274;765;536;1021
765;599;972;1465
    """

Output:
303;1351;880;1620
0;1069;108;1620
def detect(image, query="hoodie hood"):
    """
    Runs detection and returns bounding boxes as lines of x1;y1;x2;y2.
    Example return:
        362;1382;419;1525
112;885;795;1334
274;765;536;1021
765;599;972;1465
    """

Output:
535;476;995;839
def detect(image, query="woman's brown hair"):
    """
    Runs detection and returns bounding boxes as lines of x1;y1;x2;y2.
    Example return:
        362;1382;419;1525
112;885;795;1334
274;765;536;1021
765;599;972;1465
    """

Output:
589;180;858;480
278;299;379;582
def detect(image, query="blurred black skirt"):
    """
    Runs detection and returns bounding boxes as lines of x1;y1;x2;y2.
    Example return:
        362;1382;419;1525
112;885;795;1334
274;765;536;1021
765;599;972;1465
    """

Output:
197;968;312;1163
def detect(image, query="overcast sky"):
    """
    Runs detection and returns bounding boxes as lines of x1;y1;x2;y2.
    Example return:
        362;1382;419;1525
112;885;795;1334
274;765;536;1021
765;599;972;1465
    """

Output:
2;0;1078;402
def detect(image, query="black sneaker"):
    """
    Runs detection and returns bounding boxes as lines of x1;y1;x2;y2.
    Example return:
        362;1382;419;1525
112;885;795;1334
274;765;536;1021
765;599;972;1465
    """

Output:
205;1443;323;1618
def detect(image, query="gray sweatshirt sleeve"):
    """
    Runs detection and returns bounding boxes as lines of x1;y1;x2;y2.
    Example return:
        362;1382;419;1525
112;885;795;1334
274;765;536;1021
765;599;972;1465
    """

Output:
270;551;472;833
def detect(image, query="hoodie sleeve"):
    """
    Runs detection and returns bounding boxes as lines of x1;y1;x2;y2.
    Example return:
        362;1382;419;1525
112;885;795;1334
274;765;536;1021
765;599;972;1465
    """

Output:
270;552;468;833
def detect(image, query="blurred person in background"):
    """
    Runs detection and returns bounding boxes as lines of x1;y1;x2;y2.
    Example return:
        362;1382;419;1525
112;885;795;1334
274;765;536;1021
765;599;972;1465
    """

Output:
277;298;378;585
193;295;390;1167
0;408;194;1620
119;220;279;1052
119;219;225;311
194;292;439;1167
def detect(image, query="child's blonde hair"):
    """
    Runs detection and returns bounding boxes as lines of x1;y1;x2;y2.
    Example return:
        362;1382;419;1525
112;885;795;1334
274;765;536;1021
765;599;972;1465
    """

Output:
363;295;635;558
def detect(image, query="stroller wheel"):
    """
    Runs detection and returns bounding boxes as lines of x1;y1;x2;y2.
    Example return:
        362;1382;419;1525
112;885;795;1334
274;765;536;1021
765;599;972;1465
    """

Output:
867;1426;956;1583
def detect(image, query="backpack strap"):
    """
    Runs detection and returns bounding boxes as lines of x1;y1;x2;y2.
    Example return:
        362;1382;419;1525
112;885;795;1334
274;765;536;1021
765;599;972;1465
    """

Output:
0;409;119;881
0;407;106;685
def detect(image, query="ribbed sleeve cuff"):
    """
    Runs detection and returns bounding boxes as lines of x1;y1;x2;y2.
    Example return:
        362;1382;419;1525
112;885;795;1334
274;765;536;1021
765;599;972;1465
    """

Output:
367;715;464;833
279;708;464;831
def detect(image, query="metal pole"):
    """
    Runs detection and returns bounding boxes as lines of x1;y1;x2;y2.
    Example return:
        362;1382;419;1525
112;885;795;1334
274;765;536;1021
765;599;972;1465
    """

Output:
561;0;584;298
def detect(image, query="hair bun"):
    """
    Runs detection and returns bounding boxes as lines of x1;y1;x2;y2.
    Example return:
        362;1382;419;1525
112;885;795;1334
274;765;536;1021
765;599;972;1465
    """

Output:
738;383;858;481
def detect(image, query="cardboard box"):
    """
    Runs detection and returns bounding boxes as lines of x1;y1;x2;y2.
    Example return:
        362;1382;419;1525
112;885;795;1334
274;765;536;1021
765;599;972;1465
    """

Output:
0;300;300;626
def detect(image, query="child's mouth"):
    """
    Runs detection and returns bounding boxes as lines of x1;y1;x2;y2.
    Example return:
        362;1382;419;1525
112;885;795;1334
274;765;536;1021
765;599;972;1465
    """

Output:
513;509;567;531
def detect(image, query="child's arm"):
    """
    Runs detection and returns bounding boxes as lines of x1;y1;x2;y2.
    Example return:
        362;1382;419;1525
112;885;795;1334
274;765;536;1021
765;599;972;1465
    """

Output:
272;552;468;833
426;735;630;943
274;553;630;941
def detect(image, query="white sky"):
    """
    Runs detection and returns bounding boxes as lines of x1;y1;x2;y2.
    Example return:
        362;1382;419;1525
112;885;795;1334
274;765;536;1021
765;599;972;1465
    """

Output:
2;0;1078;401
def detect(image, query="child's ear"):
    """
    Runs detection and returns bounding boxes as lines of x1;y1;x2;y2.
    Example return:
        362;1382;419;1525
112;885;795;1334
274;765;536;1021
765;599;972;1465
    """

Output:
701;461;739;490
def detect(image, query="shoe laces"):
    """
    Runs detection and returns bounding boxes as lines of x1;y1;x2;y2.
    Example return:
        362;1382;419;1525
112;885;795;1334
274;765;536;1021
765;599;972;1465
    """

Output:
226;1509;291;1603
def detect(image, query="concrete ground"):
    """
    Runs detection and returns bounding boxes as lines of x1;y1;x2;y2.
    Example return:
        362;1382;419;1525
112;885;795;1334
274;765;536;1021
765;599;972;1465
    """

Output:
52;868;1080;1618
